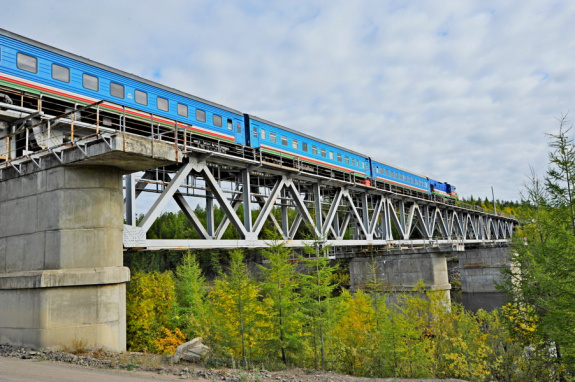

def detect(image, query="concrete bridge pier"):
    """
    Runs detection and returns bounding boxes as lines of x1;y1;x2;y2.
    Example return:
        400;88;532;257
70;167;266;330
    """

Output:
349;251;451;301
456;246;511;310
0;166;130;351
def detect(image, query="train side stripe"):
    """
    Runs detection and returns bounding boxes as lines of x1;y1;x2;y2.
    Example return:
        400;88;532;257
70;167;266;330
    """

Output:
0;73;234;141
261;144;368;177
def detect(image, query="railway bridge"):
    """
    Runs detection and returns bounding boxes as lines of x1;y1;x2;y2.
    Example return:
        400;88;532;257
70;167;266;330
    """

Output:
0;86;516;351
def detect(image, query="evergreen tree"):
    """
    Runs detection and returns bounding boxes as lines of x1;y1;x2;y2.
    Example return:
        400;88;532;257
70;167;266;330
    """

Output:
174;251;208;340
501;119;575;376
299;244;339;369
208;249;267;364
258;241;304;364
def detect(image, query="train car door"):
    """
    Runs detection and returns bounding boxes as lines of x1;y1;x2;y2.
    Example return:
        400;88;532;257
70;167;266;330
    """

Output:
230;117;245;145
249;120;260;148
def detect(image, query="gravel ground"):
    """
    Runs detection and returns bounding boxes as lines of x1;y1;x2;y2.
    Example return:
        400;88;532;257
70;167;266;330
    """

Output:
0;344;468;382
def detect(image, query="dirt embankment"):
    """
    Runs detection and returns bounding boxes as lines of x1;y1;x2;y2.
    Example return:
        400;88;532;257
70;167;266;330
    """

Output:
0;344;468;382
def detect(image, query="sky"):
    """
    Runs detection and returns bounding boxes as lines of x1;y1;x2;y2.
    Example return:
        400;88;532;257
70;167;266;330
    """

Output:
2;0;575;202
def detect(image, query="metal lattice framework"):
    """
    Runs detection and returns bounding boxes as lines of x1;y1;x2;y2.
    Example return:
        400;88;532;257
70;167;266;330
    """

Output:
123;152;516;253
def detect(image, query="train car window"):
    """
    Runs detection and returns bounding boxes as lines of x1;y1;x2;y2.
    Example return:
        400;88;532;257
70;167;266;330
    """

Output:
337;154;342;162
196;109;206;122
17;53;37;73
83;74;99;91
135;90;148;105
386;169;389;176
110;82;124;98
261;129;266;140
213;114;222;127
270;132;277;143
281;136;288;146
329;151;334;160
52;64;70;83
312;146;318;155
227;119;233;130
178;103;189;117
321;149;326;158
345;156;349;165
253;128;258;138
158;97;169;112
237;122;242;133
292;139;298;149
302;142;308;152
352;158;355;166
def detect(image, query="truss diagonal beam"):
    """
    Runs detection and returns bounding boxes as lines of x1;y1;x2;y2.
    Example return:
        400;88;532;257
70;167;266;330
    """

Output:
197;161;249;239
285;180;321;238
138;160;193;232
252;177;285;235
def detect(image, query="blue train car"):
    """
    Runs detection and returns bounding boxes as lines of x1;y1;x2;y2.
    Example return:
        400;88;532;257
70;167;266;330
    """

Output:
0;29;246;145
370;159;429;194
245;115;370;178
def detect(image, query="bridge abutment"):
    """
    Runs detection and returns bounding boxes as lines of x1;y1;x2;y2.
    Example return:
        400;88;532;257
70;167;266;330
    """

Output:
0;166;130;351
349;251;451;300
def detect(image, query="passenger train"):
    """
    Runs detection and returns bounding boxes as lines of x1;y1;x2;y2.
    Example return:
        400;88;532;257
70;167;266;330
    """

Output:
0;28;457;201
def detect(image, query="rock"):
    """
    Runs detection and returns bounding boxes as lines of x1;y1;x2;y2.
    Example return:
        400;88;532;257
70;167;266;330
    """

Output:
173;337;210;363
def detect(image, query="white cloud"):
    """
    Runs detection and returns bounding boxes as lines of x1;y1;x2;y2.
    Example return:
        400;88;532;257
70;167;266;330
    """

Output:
2;0;575;201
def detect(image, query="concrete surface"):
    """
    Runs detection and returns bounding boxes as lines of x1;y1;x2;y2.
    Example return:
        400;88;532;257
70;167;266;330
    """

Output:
0;166;129;351
458;247;511;293
349;252;451;294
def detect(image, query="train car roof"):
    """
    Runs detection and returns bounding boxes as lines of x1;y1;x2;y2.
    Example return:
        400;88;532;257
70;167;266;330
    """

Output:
370;157;430;179
247;114;369;159
0;28;243;116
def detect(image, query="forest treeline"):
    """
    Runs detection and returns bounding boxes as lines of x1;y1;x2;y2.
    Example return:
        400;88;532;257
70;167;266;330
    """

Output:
126;245;562;381
124;119;575;380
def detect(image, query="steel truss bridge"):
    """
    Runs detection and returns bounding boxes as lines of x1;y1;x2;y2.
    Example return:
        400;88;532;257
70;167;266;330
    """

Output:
0;85;517;255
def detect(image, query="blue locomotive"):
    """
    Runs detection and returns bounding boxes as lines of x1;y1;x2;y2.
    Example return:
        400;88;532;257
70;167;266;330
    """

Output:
0;28;458;201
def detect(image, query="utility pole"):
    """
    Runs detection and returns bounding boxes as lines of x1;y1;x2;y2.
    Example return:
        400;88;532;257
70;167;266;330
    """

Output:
492;186;497;215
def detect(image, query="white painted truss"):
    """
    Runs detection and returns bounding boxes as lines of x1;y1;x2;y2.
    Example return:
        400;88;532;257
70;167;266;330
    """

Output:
123;154;515;255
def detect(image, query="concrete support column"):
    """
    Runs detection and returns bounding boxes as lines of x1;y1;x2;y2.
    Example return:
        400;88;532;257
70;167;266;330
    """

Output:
349;252;451;300
458;246;510;293
0;166;129;351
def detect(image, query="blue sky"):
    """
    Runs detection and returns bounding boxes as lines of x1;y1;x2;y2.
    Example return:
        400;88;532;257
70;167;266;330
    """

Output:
2;0;575;201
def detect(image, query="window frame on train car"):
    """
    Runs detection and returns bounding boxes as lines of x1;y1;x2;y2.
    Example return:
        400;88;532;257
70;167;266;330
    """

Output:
178;103;188;118
261;129;266;140
212;114;222;127
227;119;233;130
157;96;169;112
135;90;148;105
337;153;342;162
17;52;37;73
345;156;349;165
321;148;326;158
281;136;288;146
292;139;298;149
51;64;70;83
196;109;206;123
83;73;99;91
302;142;308;152
270;132;277;143
312;146;318;155
253;127;258;138
329;151;334;160
110;82;125;99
